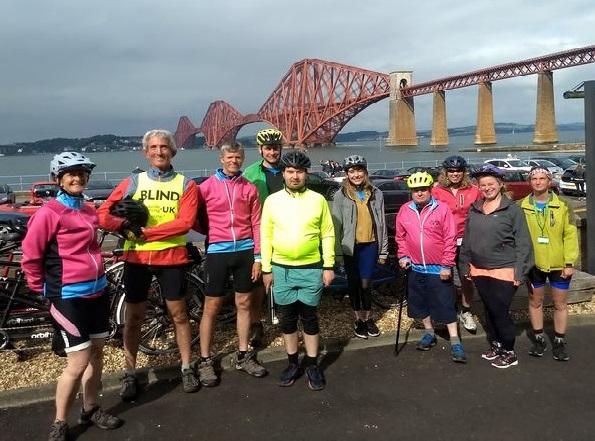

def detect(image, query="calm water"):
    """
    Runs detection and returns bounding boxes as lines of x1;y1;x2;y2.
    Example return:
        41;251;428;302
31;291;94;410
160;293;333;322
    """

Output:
0;130;585;189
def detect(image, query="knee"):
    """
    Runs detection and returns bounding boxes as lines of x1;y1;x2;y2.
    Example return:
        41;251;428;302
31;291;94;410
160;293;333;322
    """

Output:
528;292;544;308
126;305;146;327
170;308;189;325
280;316;298;334
235;295;251;312
553;299;567;312
203;298;222;316
301;316;320;335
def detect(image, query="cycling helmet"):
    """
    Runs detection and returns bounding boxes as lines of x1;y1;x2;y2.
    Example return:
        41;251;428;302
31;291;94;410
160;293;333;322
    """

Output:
442;155;467;170
407;171;434;189
343;155;367;171
50;152;96;178
528;166;552;180
109;199;149;227
256;128;283;146
472;164;504;179
279;151;311;170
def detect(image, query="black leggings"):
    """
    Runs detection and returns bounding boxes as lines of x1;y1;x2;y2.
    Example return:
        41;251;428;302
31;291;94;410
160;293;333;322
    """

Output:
276;301;320;335
472;276;518;351
344;257;372;312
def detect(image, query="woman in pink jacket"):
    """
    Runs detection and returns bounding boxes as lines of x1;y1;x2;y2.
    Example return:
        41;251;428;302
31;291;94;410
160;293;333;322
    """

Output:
396;172;466;363
21;152;122;441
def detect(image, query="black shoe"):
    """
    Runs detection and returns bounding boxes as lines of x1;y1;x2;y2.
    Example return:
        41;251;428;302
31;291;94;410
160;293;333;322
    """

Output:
250;322;265;348
279;363;301;387
119;373;138;402
305;365;325;391
552;339;570;361
354;320;368;339
182;368;200;393
78;406;122;430
528;336;547;357
365;319;380;337
48;420;68;441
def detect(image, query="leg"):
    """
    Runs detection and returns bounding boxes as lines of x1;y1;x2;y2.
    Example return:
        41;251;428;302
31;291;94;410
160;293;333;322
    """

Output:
235;292;251;352
55;348;92;421
166;299;192;365
199;296;223;358
122;302;147;371
551;287;569;335
528;284;546;332
81;338;106;411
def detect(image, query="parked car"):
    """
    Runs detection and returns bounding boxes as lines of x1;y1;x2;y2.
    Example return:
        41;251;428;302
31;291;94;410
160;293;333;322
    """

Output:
525;159;564;176
560;164;587;196
484;158;531;172
369;169;404;180
568;155;585;165
0;184;15;205
531;156;577;171
29;182;60;205
499;171;559;200
83;180;115;202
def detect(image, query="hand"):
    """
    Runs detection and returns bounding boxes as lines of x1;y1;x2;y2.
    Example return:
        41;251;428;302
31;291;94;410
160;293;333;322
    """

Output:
322;270;335;287
513;280;522;287
251;262;262;282
399;258;411;269
262;273;273;292
377;257;387;265
561;267;575;279
439;268;451;281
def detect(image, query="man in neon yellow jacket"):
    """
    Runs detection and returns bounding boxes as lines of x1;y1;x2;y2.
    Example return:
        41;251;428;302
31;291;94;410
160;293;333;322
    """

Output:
261;151;335;391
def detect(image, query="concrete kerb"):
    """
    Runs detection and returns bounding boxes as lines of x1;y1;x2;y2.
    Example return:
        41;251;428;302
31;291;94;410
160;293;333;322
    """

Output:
2;313;595;409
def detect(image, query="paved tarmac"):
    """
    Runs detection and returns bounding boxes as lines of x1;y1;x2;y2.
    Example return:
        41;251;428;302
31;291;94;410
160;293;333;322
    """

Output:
2;323;595;441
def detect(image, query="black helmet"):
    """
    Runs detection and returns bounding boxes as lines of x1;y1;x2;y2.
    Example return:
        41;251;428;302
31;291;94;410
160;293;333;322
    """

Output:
442;155;467;170
343;155;367;171
109;199;149;226
280;151;311;170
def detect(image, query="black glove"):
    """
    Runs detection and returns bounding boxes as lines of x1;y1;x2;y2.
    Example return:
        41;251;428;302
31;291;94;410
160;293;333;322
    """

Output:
120;221;144;241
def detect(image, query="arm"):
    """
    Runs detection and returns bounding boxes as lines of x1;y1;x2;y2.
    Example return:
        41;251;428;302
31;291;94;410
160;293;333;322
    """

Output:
512;205;534;283
441;207;457;268
458;215;472;278
21;209;59;293
260;199;274;274
96;178;132;232
250;185;262;257
319;199;335;270
142;180;198;242
330;192;344;264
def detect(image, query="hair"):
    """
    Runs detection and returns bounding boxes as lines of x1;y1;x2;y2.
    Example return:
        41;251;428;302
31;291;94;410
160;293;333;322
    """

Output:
342;168;373;200
142;129;177;156
219;142;244;157
437;169;473;188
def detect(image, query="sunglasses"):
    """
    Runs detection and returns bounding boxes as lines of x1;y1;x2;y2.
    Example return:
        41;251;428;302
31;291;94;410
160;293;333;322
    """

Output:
446;169;464;173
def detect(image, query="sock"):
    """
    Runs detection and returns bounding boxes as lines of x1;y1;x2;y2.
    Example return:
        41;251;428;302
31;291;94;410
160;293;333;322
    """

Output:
533;329;544;340
303;355;317;367
450;336;461;346
201;356;211;363
237;351;247;361
461;306;471;313
554;332;565;342
287;352;299;365
181;363;190;371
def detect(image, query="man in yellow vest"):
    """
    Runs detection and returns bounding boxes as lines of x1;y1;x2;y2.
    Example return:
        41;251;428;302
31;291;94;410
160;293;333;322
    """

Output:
98;129;200;400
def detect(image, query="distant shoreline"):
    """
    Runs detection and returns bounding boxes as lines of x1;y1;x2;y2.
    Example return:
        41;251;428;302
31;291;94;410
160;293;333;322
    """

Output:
459;142;585;153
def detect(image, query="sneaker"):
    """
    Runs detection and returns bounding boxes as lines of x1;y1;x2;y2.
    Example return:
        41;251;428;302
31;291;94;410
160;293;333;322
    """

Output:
78;406;122;430
451;343;467;363
491;350;519;369
197;357;219;387
528;336;547;357
279;363;301;387
458;311;477;333
250;322;265;348
416;333;437;351
235;351;267;377
119;373;138;402
354;320;368;339
305;365;325;391
365;319;380;337
481;342;503;361
48;420;68;441
552;339;570;361
181;368;200;393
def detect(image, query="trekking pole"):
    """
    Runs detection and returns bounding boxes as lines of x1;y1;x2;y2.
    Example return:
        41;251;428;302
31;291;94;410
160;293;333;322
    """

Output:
267;285;279;325
394;268;408;356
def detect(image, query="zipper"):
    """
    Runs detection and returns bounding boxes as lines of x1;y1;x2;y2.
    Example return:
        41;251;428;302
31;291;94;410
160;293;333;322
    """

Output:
223;178;238;249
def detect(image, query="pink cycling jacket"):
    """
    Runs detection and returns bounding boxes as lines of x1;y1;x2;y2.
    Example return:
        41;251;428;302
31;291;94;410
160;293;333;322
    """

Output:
432;184;480;240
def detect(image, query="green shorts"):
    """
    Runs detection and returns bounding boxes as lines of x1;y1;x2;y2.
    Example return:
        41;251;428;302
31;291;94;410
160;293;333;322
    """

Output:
271;265;323;307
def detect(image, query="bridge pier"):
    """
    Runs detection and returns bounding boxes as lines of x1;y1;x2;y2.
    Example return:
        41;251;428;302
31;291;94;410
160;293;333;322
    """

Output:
533;70;558;144
386;71;417;146
474;81;497;145
431;90;449;146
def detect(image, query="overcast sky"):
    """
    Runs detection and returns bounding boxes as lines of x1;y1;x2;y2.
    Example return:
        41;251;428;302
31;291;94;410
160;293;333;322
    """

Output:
1;0;594;143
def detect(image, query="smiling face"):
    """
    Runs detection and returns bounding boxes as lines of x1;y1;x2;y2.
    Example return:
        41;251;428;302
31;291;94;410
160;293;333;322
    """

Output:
259;144;282;167
282;166;307;191
144;135;173;171
347;166;367;186
58;169;89;195
478;176;504;201
446;168;464;186
220;149;244;175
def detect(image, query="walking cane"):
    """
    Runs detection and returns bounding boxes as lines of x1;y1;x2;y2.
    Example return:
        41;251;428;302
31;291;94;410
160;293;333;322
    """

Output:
267;285;279;325
394;268;408;355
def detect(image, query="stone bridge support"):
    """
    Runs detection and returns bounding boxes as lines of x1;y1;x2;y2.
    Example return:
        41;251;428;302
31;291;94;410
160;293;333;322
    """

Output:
474;81;497;145
386;71;417;146
431;90;448;146
533;70;558;144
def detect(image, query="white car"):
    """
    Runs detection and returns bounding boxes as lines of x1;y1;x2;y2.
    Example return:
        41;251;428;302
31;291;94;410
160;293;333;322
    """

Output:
484;158;531;172
525;159;564;181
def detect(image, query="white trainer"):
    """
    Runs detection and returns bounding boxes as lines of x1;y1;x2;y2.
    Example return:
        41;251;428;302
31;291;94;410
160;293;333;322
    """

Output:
458;311;477;332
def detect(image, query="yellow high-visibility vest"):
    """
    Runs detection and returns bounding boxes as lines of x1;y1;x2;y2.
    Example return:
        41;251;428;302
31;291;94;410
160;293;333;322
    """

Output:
124;172;186;252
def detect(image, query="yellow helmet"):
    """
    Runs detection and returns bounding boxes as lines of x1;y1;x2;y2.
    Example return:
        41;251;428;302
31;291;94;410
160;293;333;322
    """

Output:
407;171;434;189
256;128;283;146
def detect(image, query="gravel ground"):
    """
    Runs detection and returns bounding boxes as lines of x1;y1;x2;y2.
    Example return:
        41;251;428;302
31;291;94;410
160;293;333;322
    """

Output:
1;291;594;392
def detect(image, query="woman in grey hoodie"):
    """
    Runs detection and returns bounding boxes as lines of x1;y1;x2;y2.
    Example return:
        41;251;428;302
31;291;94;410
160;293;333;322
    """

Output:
331;155;388;339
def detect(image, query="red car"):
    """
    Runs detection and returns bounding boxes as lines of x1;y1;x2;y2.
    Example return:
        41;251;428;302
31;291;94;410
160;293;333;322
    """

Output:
500;171;559;200
0;181;60;216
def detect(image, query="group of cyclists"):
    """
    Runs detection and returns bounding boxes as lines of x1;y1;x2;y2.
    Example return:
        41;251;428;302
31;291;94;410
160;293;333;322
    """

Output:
18;127;579;441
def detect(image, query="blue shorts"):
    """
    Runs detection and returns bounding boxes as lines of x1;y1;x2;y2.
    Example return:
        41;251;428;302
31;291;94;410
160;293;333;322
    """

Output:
271;265;323;307
344;242;377;280
407;271;457;324
528;267;571;290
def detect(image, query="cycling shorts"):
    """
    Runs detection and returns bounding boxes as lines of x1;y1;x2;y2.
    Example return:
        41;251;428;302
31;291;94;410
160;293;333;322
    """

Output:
49;294;110;353
205;249;254;296
123;263;187;303
528;267;572;290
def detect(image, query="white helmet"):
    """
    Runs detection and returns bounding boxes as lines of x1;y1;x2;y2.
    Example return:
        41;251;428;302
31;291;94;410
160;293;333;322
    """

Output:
50;152;96;178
